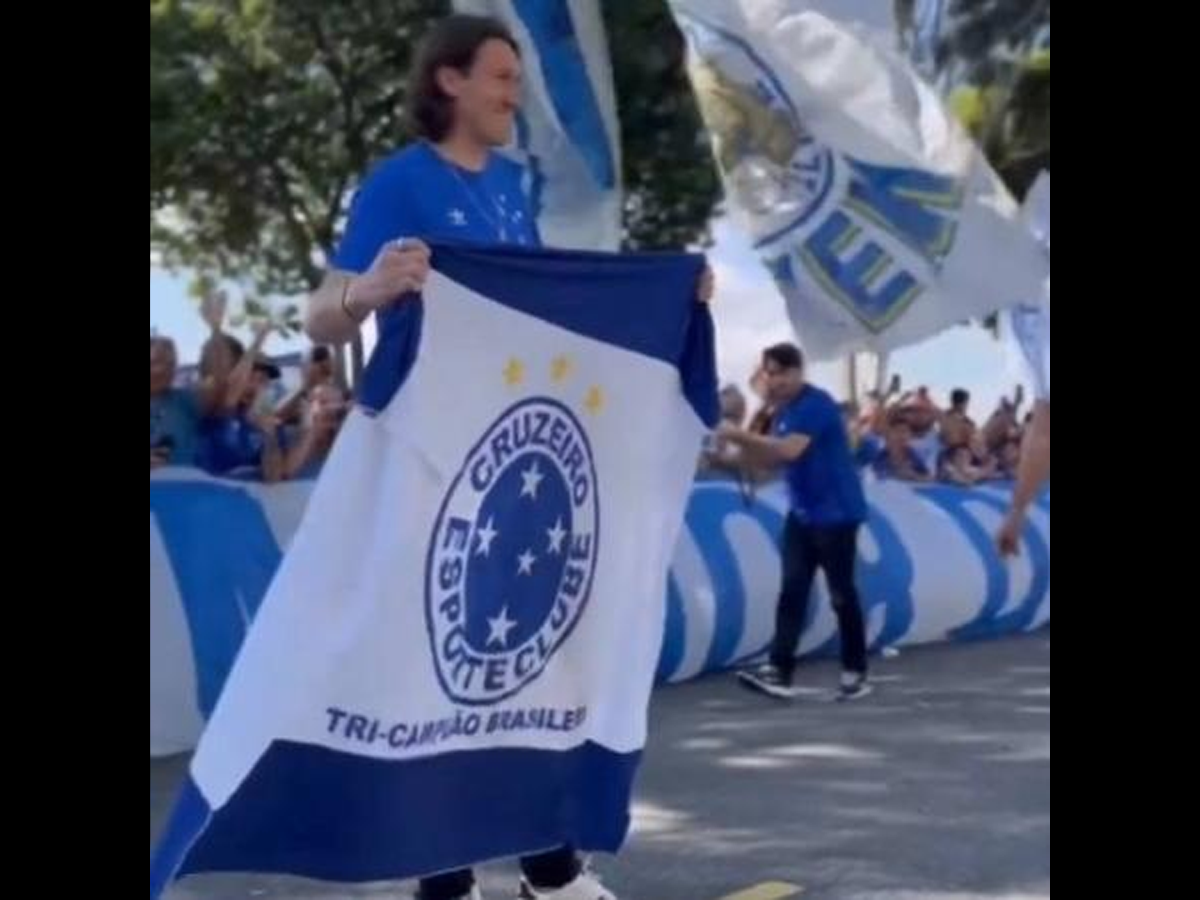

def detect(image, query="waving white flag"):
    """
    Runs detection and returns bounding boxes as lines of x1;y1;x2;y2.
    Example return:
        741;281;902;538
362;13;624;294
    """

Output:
669;0;1049;359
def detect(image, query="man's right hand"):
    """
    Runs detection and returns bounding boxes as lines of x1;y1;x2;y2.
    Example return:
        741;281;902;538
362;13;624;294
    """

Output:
715;420;747;445
346;239;431;316
996;511;1024;557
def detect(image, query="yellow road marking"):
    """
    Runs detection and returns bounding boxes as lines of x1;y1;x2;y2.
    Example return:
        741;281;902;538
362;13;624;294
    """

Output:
713;881;804;900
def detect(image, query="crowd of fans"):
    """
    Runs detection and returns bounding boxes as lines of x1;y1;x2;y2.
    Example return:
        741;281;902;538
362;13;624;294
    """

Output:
154;307;1028;490
703;356;1030;488
150;298;350;482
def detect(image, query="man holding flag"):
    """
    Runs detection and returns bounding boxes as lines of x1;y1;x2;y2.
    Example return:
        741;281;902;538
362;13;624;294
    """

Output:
152;14;716;900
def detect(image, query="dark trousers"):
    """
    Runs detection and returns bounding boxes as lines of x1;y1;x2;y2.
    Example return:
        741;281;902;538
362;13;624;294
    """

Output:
417;845;579;899
769;516;868;681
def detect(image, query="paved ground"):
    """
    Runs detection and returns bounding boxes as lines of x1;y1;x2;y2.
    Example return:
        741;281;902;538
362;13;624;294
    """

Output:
152;633;1050;900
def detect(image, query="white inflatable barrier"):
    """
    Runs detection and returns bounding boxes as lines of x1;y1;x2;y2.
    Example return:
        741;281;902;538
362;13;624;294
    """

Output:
151;471;1049;755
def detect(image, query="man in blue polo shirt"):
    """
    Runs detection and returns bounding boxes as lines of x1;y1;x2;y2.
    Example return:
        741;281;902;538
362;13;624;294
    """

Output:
717;343;872;701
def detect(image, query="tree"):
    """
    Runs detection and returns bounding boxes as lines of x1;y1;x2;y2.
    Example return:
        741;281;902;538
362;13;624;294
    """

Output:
603;1;721;249
897;0;1050;200
150;0;722;335
151;0;445;308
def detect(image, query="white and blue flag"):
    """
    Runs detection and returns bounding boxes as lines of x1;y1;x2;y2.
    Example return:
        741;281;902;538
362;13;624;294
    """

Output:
150;244;717;895
455;0;623;250
668;0;1049;359
1004;170;1050;401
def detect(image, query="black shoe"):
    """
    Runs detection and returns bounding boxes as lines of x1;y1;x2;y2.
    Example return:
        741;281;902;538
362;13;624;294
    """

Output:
736;664;799;700
836;672;874;702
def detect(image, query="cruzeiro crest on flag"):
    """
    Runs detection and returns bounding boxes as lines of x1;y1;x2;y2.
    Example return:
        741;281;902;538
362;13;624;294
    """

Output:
425;366;600;707
677;7;968;336
676;11;836;245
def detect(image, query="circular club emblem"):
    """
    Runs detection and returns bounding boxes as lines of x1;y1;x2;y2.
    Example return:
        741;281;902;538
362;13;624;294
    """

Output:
425;397;600;706
678;13;836;247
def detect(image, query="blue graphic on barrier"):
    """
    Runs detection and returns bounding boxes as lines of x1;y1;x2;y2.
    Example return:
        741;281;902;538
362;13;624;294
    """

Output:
655;575;688;684
915;485;1050;640
151;473;1049;726
852;505;916;652
150;481;282;716
685;485;788;674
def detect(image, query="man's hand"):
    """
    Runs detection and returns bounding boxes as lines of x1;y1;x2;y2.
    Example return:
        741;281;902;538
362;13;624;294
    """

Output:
715;419;742;441
346;239;432;316
996;511;1024;557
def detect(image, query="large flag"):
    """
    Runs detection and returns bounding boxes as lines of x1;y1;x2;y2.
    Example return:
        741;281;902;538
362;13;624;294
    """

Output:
150;244;717;895
1004;170;1050;400
455;0;623;250
667;0;1049;359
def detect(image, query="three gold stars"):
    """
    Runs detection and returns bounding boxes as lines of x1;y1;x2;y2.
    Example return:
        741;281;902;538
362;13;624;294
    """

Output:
502;355;603;415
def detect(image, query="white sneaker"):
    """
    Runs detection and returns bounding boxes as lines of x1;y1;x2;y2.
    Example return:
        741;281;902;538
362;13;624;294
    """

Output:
736;663;799;700
837;670;873;702
517;868;616;900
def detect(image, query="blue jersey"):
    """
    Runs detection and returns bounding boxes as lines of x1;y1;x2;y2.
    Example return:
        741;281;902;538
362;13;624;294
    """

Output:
774;385;868;526
333;142;541;413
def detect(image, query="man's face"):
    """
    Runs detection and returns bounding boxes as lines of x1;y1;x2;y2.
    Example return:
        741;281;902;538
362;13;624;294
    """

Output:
886;420;913;452
242;364;276;410
150;341;177;395
761;358;803;405
309;384;347;432
907;407;938;434
200;334;242;380
443;39;522;147
308;356;334;386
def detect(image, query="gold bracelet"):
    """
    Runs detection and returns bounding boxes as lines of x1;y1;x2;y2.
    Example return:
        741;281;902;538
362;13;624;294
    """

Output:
340;276;365;323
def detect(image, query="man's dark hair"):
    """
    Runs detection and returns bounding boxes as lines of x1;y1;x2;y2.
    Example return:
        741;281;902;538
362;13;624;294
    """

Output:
951;388;970;408
408;15;520;142
762;343;804;371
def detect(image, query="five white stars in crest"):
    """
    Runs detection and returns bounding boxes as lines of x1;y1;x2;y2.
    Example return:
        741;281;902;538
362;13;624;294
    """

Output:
474;516;499;557
487;606;517;647
517;549;537;576
470;376;587;649
520;460;545;499
546;517;567;555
